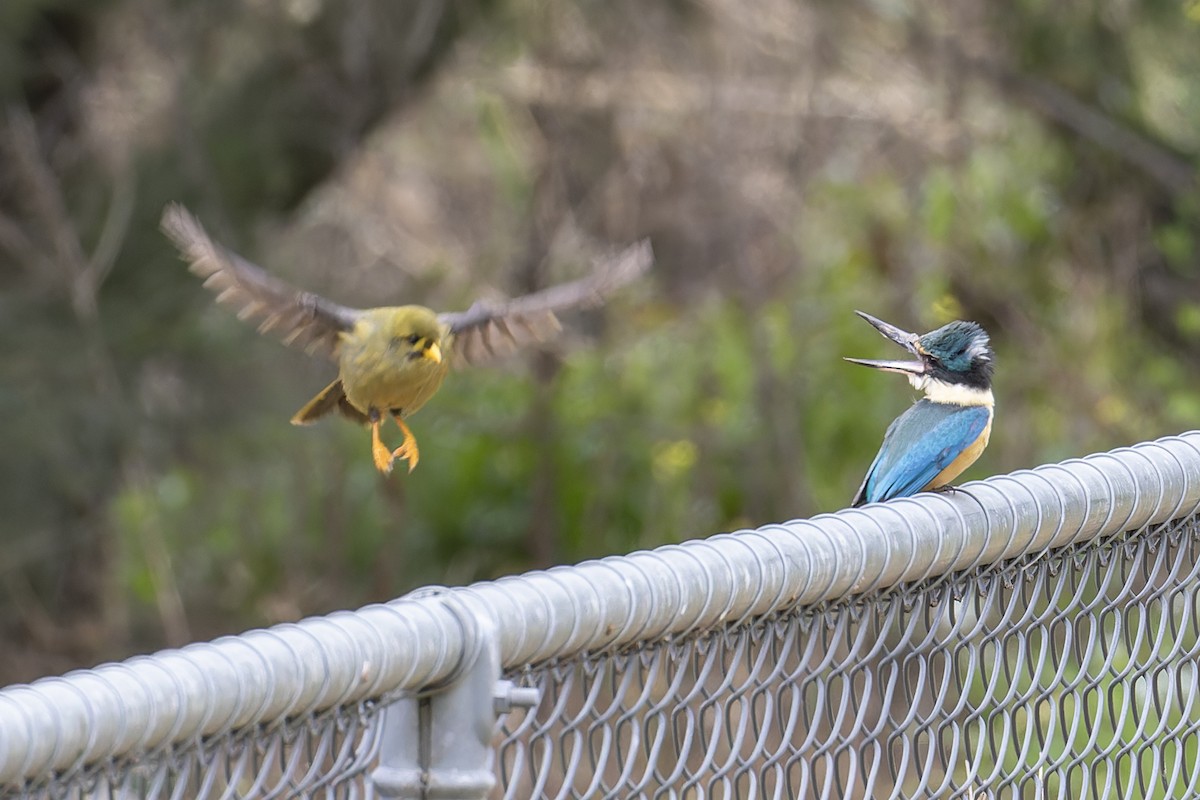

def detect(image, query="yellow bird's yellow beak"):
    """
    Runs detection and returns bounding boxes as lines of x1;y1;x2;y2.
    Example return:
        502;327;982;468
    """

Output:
425;342;443;364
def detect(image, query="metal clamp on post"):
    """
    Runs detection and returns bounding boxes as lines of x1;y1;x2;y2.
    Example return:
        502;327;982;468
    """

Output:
371;594;540;799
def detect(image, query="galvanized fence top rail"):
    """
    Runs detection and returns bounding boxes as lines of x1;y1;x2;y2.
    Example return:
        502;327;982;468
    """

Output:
2;431;1200;796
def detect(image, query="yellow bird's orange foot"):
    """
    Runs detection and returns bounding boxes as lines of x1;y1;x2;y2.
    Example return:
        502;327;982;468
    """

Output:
370;419;394;474
391;417;420;473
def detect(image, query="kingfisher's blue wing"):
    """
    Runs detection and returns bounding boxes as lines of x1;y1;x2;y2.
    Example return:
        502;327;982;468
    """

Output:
853;400;991;506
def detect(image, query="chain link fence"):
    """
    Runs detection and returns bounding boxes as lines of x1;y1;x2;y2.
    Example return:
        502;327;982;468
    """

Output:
3;433;1200;798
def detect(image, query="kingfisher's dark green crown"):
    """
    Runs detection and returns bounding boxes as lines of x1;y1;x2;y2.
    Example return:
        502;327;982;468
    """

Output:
919;320;994;388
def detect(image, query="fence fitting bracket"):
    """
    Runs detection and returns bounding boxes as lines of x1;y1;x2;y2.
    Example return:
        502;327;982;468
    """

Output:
371;598;540;799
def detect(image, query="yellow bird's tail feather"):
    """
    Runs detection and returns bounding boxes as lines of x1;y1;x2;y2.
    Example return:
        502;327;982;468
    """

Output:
291;380;369;426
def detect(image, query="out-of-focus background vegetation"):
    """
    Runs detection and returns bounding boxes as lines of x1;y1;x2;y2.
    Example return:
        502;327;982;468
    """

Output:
1;0;1198;684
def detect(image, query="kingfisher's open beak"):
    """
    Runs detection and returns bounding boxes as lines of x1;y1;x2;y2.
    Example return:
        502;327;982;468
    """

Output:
843;310;926;376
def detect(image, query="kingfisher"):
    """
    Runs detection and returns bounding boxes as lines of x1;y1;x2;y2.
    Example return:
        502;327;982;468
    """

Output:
845;310;995;507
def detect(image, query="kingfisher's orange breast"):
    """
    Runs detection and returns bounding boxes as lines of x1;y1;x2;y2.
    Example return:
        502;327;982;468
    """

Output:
924;414;992;490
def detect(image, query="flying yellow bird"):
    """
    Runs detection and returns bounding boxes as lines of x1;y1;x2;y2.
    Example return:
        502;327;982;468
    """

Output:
162;204;652;474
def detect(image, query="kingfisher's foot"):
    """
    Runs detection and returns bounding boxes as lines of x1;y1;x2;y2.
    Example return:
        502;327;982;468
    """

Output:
370;417;394;474
931;484;959;495
391;417;420;473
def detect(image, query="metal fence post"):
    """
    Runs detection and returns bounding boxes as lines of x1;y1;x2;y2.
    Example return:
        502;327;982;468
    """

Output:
371;597;538;799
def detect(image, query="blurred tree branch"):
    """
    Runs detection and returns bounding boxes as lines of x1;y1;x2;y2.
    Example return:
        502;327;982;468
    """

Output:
902;12;1197;196
3;103;189;647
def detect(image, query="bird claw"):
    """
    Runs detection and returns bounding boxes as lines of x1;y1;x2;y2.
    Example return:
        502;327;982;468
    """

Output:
391;442;419;473
390;417;420;473
369;413;420;474
372;438;395;474
370;418;395;474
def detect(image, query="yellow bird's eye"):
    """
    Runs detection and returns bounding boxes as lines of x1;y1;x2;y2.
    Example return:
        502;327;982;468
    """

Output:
407;334;421;345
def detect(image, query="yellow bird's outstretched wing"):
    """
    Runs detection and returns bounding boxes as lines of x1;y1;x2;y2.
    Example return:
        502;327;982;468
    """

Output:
438;239;653;366
161;203;362;358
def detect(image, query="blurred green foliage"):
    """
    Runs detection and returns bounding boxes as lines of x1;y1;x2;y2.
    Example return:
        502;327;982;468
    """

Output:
2;0;1200;682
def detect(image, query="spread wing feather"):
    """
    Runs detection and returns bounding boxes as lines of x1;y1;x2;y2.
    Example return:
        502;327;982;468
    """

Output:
161;203;361;358
438;239;653;367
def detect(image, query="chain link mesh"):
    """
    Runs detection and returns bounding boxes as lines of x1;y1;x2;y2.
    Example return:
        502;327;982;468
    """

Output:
498;514;1200;799
17;700;385;800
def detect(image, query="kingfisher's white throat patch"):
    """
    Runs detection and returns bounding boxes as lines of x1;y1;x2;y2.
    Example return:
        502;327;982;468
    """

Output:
908;374;995;407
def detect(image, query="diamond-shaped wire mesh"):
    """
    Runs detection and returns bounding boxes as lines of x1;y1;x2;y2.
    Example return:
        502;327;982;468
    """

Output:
21;700;384;800
498;517;1200;799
